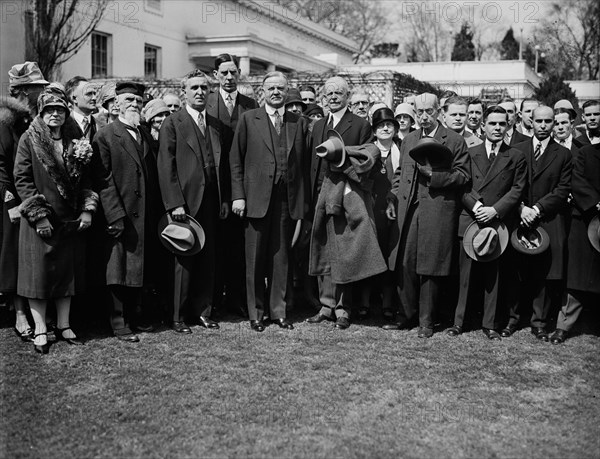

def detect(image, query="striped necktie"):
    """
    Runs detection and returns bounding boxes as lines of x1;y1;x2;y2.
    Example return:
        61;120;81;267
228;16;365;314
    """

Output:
489;142;497;162
534;142;542;162
274;110;282;135
226;94;234;117
197;113;206;136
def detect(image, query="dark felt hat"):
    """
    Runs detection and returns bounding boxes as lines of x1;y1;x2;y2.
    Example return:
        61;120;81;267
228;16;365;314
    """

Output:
157;213;205;257
587;215;600;253
409;137;453;169
463;220;509;262
115;81;146;97
304;103;324;118
371;107;399;131
285;88;307;111
316;129;346;168
510;225;551;255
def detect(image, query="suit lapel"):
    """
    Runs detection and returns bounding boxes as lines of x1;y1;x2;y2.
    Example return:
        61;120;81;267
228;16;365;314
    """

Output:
471;144;490;177
335;110;352;138
207;113;221;164
284;113;297;156
533;139;558;179
114;120;142;167
178;110;203;164
481;143;510;187
433;124;449;146
255;107;274;154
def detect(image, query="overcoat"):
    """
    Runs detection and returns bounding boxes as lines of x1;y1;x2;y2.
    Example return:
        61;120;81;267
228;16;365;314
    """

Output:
459;142;527;235
568;143;600;293
0;97;30;292
230;107;309;220
14;116;98;299
309;145;387;284
93;119;161;287
388;125;470;275
514;138;572;280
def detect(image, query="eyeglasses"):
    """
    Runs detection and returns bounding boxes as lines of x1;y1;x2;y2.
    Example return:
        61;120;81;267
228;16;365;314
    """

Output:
416;108;436;116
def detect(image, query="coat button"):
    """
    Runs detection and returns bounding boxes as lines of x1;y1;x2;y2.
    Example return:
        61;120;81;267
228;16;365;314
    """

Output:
133;212;139;218
135;190;142;198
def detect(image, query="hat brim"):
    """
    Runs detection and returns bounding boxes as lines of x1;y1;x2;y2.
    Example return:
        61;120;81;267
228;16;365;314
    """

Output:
409;138;453;169
510;226;551;255
318;129;346;168
587;215;600;253
157;213;205;256
463;221;509;262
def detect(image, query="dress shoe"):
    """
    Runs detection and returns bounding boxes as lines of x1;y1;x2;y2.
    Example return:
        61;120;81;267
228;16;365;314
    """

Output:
382;310;395;322
250;320;265;332
531;327;549;341
273;318;294;330
33;333;50;354
446;325;462;337
500;325;518;338
417;327;433;338
172;321;192;334
335;317;350;329
382;321;408;330
199;316;220;329
116;333;140;343
13;326;33;342
56;327;84;345
482;328;501;341
356;309;369;321
550;329;568;345
306;313;333;324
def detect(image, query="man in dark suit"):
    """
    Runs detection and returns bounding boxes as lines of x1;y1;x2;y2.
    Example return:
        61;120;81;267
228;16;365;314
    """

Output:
65;76;99;142
552;143;600;343
230;71;309;332
498;98;529;147
466;98;485;139
93;82;161;342
573;100;600;148
206;53;258;318
385;93;470;338
516;98;540;137
158;70;230;333
305;76;372;329
503;105;572;340
447;105;527;340
553;107;579;152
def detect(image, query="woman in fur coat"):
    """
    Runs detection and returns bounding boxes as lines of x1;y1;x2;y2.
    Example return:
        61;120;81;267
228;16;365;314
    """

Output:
14;89;99;354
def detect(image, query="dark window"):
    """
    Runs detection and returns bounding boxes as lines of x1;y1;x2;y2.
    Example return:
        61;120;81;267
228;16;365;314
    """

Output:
144;44;160;79
91;33;110;78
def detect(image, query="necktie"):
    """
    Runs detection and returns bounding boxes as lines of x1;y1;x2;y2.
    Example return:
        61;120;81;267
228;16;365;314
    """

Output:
534;142;542;162
124;124;140;144
274;110;282;135
81;117;90;136
326;114;333;130
489;142;497;162
226;95;234;117
197;113;206;136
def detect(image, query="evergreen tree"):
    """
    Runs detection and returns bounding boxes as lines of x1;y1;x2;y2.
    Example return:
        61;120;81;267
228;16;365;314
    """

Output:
451;23;476;61
500;27;519;60
533;73;578;107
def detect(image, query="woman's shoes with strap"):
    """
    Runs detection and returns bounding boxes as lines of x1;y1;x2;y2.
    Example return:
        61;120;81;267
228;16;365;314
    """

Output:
56;327;84;346
14;326;34;342
33;333;50;354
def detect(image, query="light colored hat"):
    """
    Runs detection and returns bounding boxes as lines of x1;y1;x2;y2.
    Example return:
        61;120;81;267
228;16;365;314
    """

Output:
143;99;170;122
463;221;509;262
553;99;577;119
588;215;600;253
395;103;417;121
8;62;49;88
98;82;117;108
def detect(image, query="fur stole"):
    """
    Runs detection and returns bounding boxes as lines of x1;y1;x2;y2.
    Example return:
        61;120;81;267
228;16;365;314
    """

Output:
0;97;31;137
25;115;83;208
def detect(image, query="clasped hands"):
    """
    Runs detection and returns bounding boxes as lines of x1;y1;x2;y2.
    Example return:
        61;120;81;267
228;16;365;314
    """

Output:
36;211;92;239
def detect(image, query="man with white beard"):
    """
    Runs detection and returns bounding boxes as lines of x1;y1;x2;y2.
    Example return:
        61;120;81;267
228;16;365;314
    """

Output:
93;82;162;342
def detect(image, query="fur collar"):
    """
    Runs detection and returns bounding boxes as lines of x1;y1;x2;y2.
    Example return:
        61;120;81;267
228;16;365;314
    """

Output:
0;97;31;135
26;116;82;207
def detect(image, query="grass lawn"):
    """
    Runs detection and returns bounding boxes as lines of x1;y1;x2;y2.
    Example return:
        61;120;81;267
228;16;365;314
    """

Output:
1;306;599;458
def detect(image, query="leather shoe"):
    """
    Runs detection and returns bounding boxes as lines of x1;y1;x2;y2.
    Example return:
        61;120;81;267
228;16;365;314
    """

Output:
199;316;220;329
417;327;433;338
335;317;350;329
116;333;140;343
172;321;192;334
446;325;462;337
273;318;294;330
33;332;50;354
306;313;333;324
531;327;548;341
250;320;265;332
382;322;408;330
356;309;369;321
56;327;84;345
500;325;518;338
14;326;34;342
550;329;567;345
482;328;501;341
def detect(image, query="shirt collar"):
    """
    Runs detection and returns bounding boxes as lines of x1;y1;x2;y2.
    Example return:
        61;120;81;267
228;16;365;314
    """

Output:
186;104;205;122
220;88;238;103
265;104;285;117
505;127;514;138
520;123;533;136
533;135;551;153
422;123;439;138
485;138;500;155
72;110;89;126
329;106;348;126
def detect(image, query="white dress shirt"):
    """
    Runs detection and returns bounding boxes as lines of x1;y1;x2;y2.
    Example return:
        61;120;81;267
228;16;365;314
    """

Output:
264;104;285;129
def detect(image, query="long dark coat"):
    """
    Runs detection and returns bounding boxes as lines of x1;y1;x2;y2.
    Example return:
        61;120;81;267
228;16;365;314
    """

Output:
388;125;470;275
93;119;161;287
0;98;30;293
568;143;600;293
14;116;98;299
514;138;572;280
309;145;387;284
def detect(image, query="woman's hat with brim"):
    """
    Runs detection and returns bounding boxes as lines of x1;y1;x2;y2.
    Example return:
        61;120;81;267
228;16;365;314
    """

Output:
285;88;307;111
394;103;417;122
316;129;346;168
463;220;509;262
510;225;551;255
8;61;49;88
158;213;205;257
371;107;399;132
37;90;70;117
409;137;453;169
304;103;324;118
143;99;170;122
587;215;600;253
98;82;117;109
